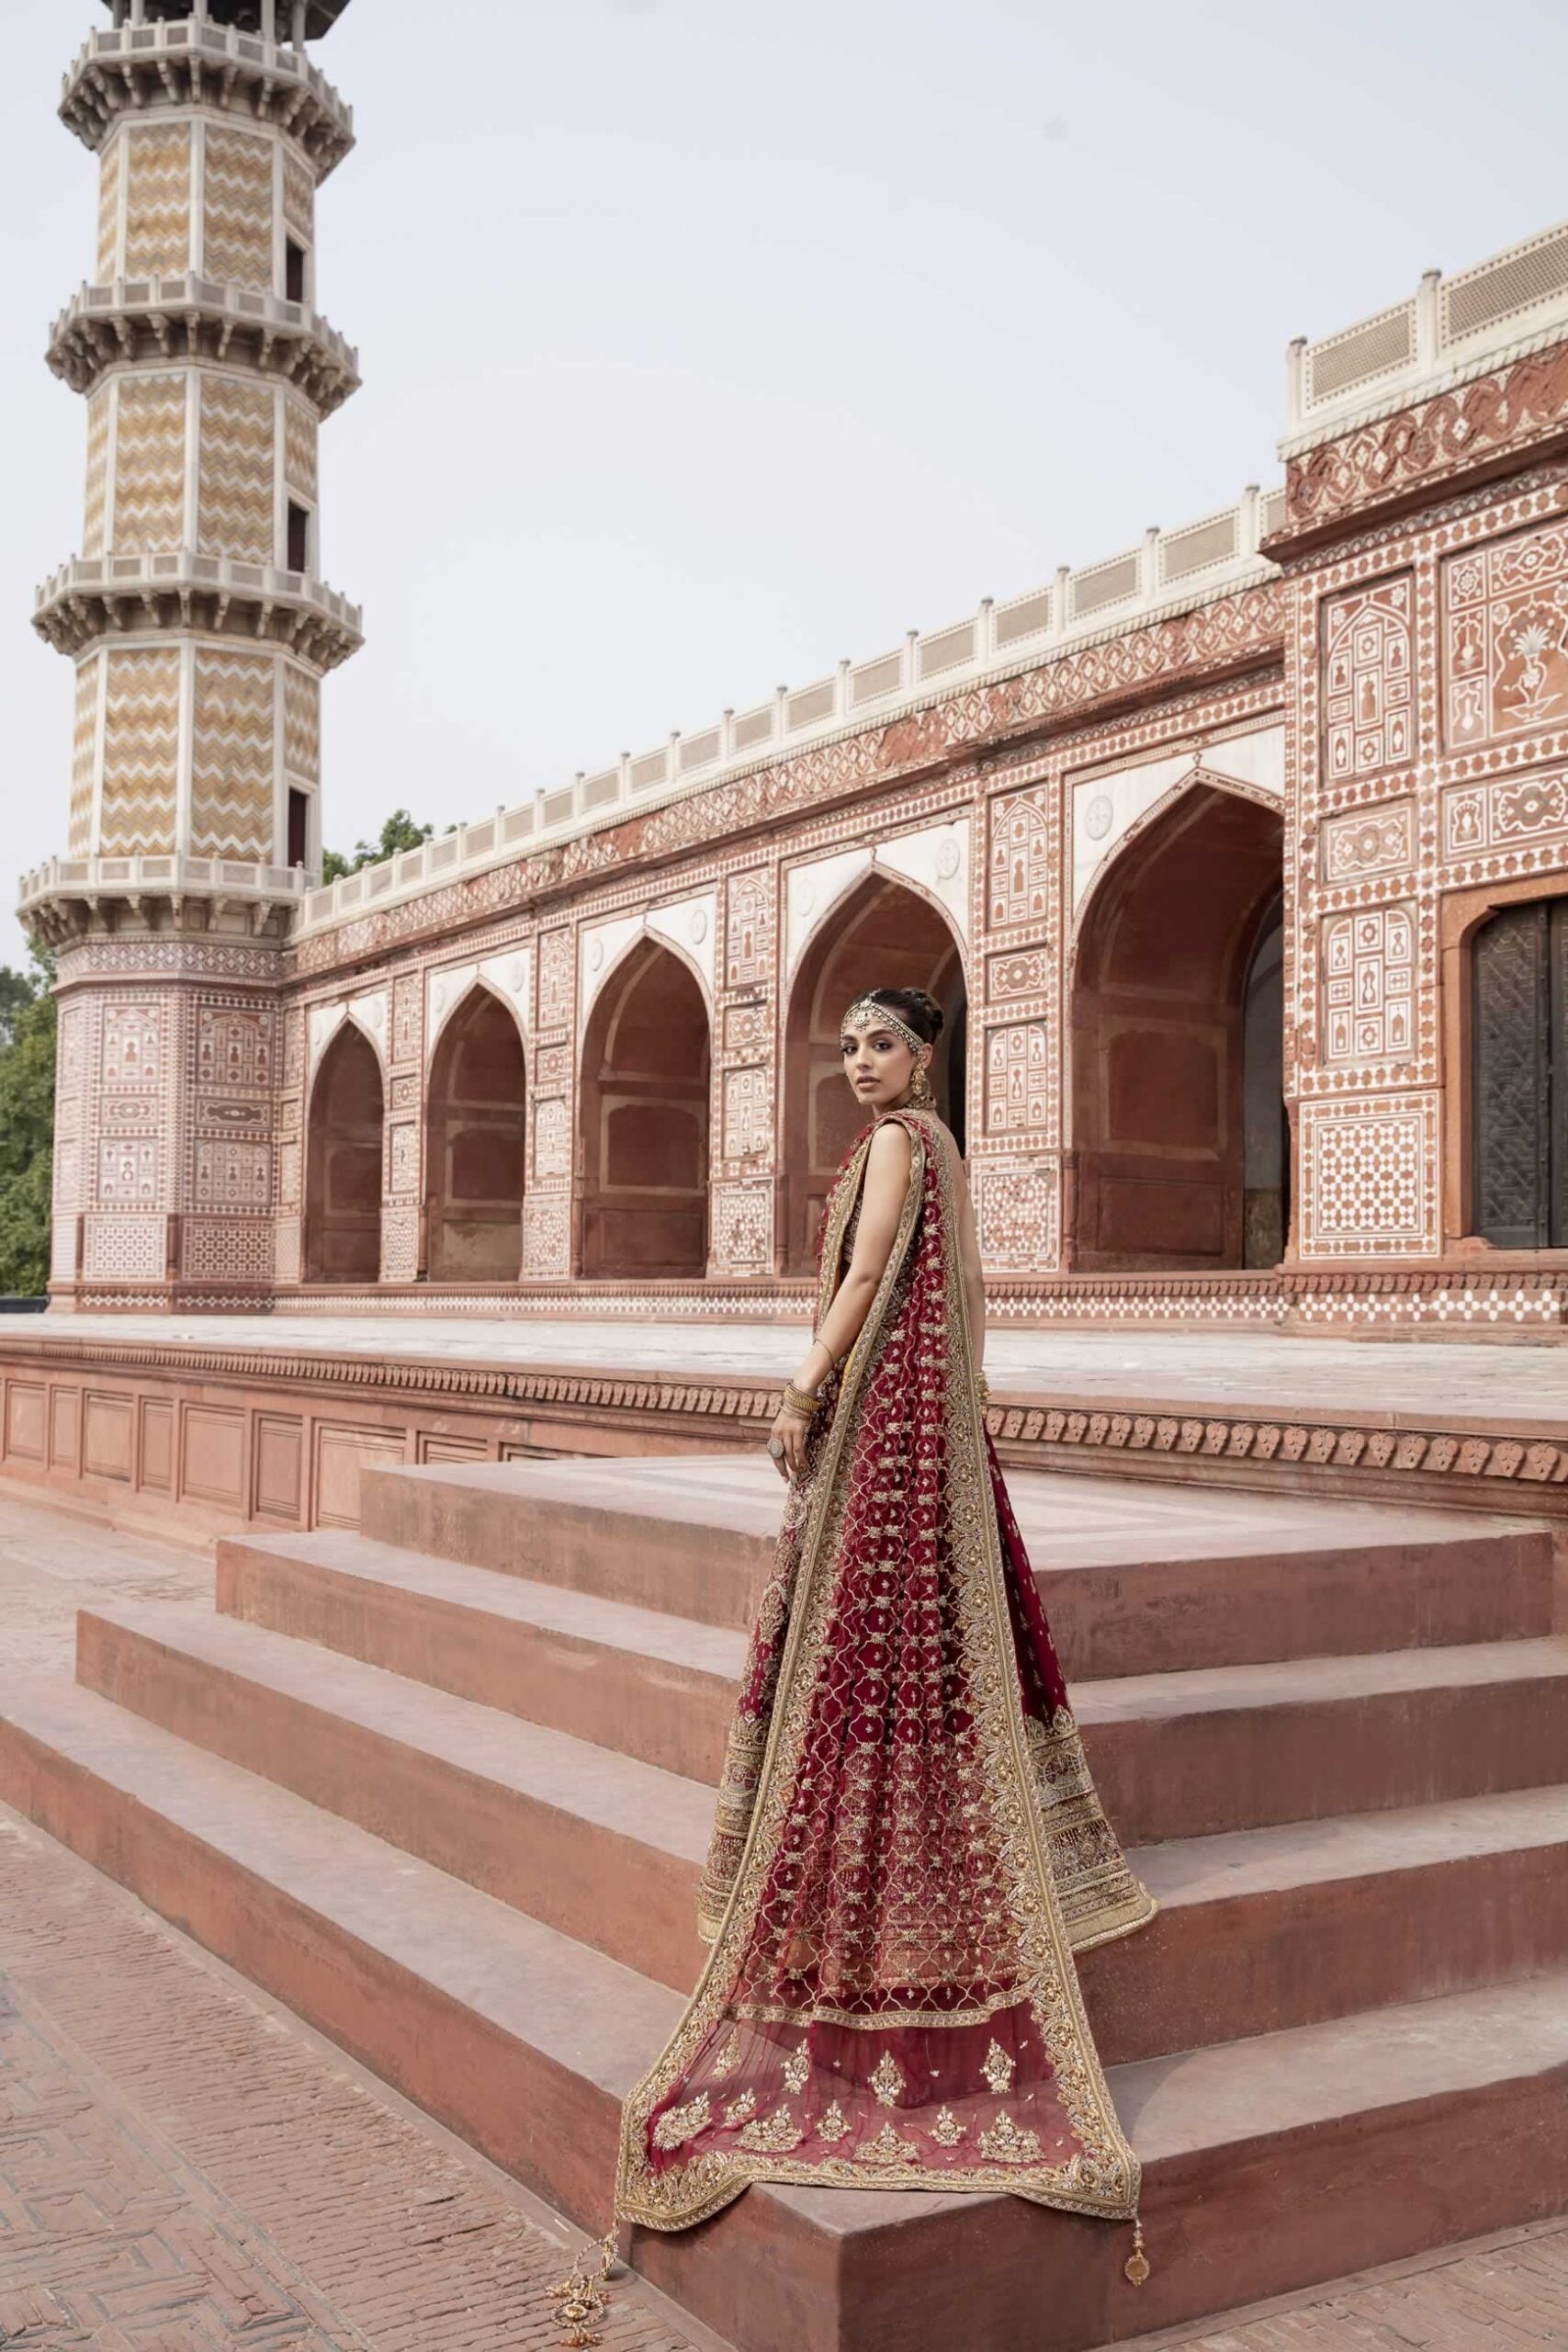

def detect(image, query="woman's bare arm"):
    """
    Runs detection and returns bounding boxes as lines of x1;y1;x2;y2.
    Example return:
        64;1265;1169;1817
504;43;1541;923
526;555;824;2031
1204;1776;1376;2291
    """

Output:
769;1120;913;1477
953;1153;986;1373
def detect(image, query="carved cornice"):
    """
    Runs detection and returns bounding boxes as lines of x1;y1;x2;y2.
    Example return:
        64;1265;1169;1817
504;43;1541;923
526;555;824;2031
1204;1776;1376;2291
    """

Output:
1273;338;1568;556
987;1398;1568;1517
33;553;361;671
62;23;354;179
288;580;1286;979
49;278;359;419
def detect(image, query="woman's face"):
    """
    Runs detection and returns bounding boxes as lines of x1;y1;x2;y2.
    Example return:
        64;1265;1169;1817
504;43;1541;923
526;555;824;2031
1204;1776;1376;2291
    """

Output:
840;1014;927;1111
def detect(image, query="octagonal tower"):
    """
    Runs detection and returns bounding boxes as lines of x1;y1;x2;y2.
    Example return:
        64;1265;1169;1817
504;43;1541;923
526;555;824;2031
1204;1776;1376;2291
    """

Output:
21;0;362;1306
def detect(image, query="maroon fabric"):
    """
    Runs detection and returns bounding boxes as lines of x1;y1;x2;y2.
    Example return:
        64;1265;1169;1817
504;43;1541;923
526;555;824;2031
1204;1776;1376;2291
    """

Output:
638;1114;1110;2192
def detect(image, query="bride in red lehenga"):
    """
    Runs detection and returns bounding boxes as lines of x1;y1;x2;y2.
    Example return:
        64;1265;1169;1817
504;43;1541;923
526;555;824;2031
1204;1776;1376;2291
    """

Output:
553;987;1156;2342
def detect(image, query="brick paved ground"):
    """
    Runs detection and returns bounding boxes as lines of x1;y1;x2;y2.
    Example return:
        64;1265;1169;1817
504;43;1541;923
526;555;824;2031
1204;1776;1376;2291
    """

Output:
1;1480;1565;2351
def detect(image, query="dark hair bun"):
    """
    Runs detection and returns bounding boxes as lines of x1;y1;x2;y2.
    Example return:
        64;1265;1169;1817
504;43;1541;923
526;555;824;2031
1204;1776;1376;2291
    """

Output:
866;985;944;1043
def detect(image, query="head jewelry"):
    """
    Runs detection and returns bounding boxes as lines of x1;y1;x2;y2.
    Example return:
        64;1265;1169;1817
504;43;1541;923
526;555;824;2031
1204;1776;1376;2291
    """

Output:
841;997;926;1057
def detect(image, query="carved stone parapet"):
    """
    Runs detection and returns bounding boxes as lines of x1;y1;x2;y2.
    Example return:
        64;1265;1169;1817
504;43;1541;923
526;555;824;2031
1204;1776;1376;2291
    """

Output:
48;277;360;417
61;18;354;178
32;551;363;670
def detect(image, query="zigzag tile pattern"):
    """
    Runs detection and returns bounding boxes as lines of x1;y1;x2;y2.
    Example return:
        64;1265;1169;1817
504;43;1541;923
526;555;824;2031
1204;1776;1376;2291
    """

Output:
282;148;315;243
99;649;180;857
69;658;101;856
123;125;192;279
191;649;276;860
96;133;122;282
198;375;275;563
204;130;274;295
113;374;187;553
83;389;110;560
284;664;320;786
283;395;317;504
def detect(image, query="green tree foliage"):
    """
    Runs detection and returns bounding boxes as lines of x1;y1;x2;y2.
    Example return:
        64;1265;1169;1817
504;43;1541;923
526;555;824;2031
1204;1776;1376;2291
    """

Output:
0;946;57;1297
321;808;453;883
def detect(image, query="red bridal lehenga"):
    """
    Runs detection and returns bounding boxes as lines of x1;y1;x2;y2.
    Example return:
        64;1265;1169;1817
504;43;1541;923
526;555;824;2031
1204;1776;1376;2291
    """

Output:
615;1105;1156;2245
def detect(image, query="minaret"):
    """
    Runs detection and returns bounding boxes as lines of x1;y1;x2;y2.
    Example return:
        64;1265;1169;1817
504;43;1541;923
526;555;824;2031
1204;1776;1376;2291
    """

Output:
21;0;362;1306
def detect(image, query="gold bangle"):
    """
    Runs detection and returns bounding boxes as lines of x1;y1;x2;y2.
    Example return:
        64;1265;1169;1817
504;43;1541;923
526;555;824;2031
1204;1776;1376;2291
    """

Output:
781;1382;820;1419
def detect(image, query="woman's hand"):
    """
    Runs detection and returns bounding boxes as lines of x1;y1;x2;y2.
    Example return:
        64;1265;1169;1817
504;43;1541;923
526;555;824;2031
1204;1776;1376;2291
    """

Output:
768;1344;830;1480
769;1398;809;1480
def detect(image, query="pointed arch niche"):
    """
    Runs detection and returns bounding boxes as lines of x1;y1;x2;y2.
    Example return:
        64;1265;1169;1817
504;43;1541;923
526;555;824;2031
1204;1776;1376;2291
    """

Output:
783;872;966;1276
425;987;526;1282
304;1022;384;1283
579;937;711;1278
1069;783;1284;1272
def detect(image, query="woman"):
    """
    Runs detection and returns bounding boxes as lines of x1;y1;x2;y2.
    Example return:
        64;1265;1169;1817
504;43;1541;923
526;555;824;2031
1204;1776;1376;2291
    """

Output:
553;988;1154;2345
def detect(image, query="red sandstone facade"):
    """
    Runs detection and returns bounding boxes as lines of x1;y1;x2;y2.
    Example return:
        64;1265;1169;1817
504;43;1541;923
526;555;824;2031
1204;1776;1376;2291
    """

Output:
22;15;1568;1332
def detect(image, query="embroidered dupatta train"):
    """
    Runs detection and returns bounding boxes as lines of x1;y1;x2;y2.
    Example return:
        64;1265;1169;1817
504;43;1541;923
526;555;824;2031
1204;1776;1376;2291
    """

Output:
616;1107;1155;2233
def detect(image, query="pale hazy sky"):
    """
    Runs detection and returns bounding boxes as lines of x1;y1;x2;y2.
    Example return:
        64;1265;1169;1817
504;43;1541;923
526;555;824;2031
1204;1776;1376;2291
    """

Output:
5;0;1567;964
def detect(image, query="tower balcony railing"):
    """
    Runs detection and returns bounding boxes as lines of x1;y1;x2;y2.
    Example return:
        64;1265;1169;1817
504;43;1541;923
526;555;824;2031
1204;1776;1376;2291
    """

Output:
62;16;354;175
33;549;364;669
1284;215;1568;450
17;851;313;933
296;483;1287;936
48;274;361;414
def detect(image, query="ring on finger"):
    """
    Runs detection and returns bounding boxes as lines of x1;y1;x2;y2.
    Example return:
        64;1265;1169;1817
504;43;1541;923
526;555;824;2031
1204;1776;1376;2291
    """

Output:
767;1436;785;1459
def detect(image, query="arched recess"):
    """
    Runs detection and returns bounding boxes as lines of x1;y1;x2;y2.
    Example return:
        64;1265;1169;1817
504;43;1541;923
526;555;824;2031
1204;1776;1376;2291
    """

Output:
783;871;966;1277
424;986;526;1281
579;936;711;1278
304;1021;384;1283
1069;782;1284;1272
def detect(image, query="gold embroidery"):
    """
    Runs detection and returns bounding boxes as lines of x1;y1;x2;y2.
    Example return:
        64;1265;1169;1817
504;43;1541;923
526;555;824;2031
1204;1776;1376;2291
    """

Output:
738;2107;805;2154
710;2031;741;2080
981;2039;1015;2096
616;1109;1146;2234
859;2120;922;2165
781;2042;811;2095
722;2091;757;2129
870;2052;906;2108
651;2092;711;2151
978;2114;1043;2164
817;2101;850;2143
929;2106;966;2147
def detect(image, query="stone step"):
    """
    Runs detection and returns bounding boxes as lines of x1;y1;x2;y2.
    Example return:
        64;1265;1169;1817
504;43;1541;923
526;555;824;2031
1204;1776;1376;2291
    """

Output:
217;1528;746;1784
71;1604;1568;2061
4;1672;1568;2352
74;1602;711;1994
1081;1637;1568;1841
217;1528;1568;1839
356;1453;1555;1673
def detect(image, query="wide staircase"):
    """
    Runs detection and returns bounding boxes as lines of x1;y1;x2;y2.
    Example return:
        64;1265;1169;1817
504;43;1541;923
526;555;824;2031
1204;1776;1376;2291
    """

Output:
3;1454;1568;2350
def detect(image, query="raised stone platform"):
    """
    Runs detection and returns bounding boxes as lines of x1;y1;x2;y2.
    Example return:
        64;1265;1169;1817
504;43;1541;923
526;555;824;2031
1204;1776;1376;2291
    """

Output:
6;1317;1568;1538
2;1450;1567;2351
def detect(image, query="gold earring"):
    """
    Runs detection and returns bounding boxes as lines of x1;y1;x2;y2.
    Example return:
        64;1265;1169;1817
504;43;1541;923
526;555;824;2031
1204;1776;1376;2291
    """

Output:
909;1061;932;1104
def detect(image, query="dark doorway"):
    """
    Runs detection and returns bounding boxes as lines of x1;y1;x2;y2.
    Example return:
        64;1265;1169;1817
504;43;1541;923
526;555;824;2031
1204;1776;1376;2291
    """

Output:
579;940;710;1278
1472;899;1568;1249
304;1023;383;1283
1070;786;1284;1271
425;989;525;1281
782;873;965;1276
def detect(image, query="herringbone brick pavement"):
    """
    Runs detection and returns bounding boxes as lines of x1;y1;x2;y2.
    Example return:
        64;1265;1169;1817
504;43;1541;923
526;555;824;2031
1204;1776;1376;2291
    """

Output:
0;1809;694;2352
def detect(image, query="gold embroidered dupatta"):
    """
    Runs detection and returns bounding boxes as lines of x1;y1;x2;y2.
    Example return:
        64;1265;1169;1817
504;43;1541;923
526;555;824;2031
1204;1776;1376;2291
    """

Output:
616;1108;1145;2231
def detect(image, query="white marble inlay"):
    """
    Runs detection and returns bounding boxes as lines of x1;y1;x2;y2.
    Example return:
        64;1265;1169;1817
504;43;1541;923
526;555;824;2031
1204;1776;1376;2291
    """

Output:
1072;722;1285;914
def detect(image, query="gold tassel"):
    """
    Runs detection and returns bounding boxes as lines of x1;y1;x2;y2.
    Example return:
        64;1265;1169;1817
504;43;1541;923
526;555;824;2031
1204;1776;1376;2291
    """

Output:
548;2226;617;2346
1123;2214;1150;2287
